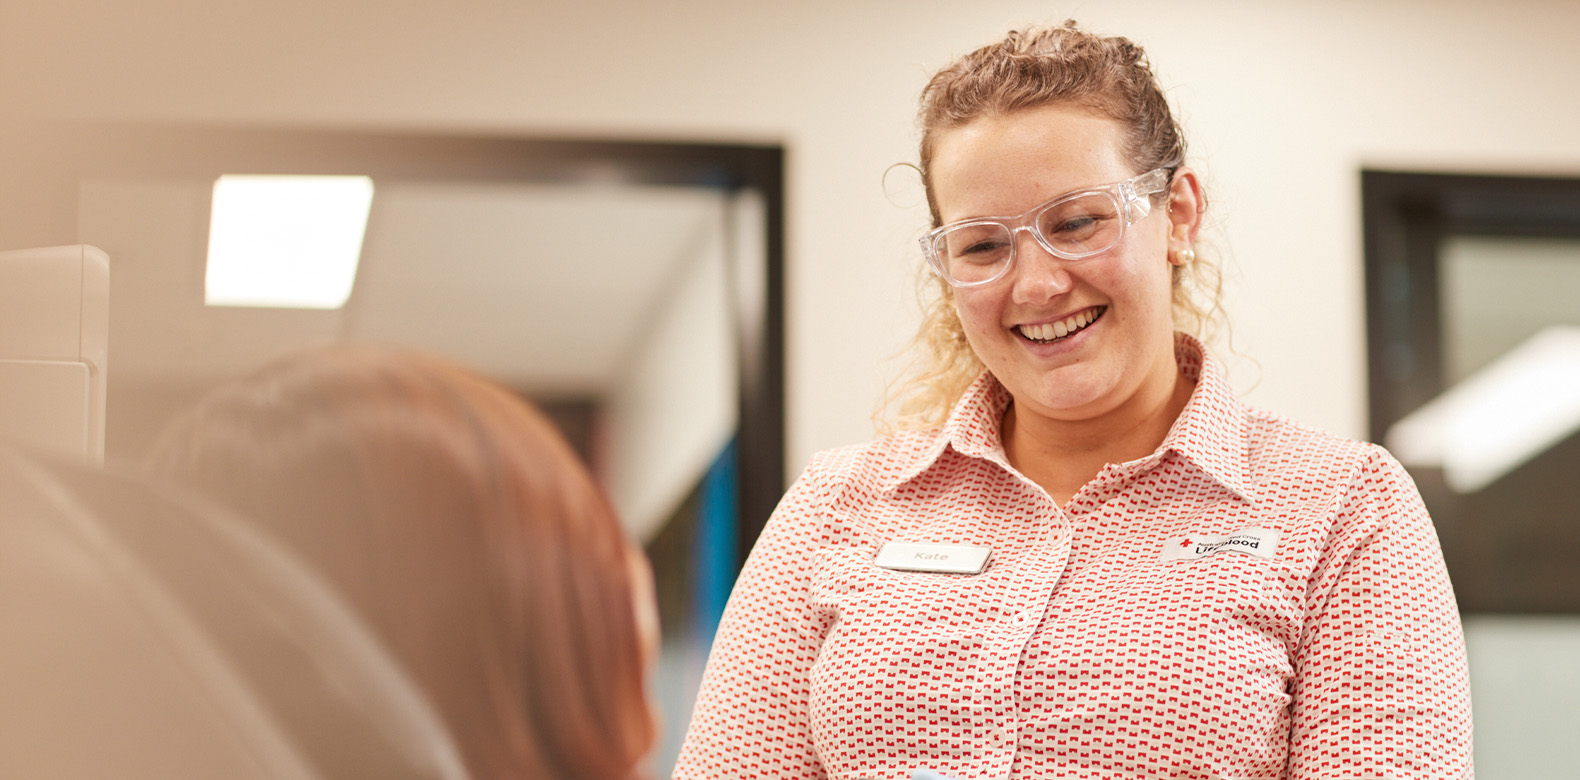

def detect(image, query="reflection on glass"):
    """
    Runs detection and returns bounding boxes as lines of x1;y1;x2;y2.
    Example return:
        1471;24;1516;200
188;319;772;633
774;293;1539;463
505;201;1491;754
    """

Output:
1439;236;1580;384
1387;237;1580;494
1386;325;1580;493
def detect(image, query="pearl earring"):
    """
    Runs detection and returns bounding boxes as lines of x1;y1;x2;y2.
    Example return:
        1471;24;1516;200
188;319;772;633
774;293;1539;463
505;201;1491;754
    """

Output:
1175;247;1196;265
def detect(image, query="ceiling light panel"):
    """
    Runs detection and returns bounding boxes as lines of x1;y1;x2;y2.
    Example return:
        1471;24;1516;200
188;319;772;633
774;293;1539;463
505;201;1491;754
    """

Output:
205;175;374;309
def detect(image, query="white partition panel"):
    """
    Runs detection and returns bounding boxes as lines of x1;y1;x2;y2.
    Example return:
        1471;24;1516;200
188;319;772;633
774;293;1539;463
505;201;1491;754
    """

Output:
0;245;109;463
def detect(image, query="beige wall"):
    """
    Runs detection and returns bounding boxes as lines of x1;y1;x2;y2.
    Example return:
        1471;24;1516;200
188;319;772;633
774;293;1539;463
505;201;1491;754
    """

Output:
6;0;1580;477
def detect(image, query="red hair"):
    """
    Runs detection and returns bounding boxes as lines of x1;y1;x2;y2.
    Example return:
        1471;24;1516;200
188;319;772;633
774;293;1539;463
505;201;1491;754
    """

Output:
146;348;655;780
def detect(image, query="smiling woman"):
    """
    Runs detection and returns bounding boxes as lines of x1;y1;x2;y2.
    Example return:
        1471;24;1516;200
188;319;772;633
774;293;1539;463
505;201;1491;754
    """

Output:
926;105;1201;503
677;20;1472;780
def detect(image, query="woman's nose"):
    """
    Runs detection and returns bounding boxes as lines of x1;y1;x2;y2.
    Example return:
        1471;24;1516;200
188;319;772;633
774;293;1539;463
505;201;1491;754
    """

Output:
1009;232;1074;303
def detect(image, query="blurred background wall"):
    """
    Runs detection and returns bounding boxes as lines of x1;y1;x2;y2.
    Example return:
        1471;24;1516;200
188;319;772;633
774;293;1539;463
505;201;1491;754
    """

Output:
5;0;1580;775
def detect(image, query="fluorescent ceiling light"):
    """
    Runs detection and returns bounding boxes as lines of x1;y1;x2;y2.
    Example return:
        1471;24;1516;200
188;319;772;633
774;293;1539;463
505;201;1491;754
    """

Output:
205;175;374;309
1386;325;1580;493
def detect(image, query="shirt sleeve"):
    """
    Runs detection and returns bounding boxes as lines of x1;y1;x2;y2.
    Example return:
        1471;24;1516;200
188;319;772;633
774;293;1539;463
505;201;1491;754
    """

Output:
1287;446;1473;779
673;462;835;780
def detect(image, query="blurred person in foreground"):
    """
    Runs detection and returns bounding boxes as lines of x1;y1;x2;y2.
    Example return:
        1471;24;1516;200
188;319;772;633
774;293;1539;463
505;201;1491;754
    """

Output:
145;347;658;780
677;20;1470;780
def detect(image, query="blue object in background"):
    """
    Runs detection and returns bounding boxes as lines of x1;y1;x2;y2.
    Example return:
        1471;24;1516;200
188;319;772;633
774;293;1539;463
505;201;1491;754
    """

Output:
693;437;738;642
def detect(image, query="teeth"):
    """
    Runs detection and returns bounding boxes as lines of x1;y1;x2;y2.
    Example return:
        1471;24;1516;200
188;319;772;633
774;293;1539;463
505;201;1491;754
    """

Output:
1018;308;1101;343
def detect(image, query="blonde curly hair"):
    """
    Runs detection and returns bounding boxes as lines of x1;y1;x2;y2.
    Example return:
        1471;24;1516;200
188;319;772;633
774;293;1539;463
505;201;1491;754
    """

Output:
887;20;1224;430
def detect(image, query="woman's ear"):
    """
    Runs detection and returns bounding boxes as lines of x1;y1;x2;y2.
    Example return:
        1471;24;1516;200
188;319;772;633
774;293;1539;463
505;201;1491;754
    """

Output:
1164;167;1204;262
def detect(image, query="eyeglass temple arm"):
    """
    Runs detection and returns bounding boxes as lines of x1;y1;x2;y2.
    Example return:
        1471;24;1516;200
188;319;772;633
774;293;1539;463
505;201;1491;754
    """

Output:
1123;167;1173;220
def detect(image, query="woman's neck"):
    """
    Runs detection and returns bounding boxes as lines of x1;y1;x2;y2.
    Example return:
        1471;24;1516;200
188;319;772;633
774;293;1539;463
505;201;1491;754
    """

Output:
1000;365;1195;507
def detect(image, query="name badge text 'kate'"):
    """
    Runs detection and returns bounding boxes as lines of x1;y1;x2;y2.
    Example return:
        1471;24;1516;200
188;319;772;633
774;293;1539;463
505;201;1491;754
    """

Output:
873;541;993;574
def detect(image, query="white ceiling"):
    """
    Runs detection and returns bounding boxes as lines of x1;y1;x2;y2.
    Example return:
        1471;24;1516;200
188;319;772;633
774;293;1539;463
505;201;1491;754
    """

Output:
349;180;728;394
92;177;728;397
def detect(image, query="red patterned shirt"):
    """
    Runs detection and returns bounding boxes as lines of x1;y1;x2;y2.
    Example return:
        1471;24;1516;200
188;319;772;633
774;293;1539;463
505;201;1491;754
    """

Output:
677;335;1472;779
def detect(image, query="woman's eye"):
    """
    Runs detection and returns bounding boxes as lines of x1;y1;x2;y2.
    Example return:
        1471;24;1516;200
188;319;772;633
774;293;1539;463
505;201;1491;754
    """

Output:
1052;215;1100;234
955;238;1009;263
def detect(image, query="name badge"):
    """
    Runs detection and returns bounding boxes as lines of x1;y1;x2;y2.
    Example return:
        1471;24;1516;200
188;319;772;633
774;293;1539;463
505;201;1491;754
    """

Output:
1161;527;1281;563
873;541;993;574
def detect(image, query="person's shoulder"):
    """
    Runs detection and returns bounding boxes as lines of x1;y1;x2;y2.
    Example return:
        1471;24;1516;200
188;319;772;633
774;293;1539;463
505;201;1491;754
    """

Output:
765;429;944;542
798;427;944;494
796;426;941;505
1241;403;1398;481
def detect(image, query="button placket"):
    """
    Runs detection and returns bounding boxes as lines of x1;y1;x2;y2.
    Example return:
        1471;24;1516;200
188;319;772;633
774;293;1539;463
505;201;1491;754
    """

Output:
987;511;1069;768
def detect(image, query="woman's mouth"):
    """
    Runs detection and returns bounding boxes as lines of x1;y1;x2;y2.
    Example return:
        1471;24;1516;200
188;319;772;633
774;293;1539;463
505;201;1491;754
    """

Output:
1015;306;1105;343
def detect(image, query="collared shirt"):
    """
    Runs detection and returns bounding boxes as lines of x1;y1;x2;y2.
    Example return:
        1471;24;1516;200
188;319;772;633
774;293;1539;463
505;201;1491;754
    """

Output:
676;335;1472;780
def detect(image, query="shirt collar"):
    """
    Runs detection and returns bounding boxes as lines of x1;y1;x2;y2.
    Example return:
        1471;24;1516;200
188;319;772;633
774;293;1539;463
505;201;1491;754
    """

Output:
1159;333;1258;504
881;370;1013;492
883;333;1257;504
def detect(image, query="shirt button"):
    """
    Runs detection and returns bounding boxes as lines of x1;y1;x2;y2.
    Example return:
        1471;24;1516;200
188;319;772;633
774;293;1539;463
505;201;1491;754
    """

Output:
1015;611;1032;626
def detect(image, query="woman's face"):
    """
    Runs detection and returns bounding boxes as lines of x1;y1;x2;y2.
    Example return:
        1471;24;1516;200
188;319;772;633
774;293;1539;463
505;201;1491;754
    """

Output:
929;104;1194;427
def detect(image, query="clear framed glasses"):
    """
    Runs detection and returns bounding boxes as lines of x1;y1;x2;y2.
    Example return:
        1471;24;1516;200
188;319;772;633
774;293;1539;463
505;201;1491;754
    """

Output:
921;167;1173;288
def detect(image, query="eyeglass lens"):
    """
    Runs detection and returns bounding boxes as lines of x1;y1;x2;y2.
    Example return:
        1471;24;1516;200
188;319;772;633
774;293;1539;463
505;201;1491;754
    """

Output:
933;192;1124;285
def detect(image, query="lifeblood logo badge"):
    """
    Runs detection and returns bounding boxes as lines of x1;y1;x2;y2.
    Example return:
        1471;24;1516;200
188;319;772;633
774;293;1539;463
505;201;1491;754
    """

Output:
1161;528;1282;562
